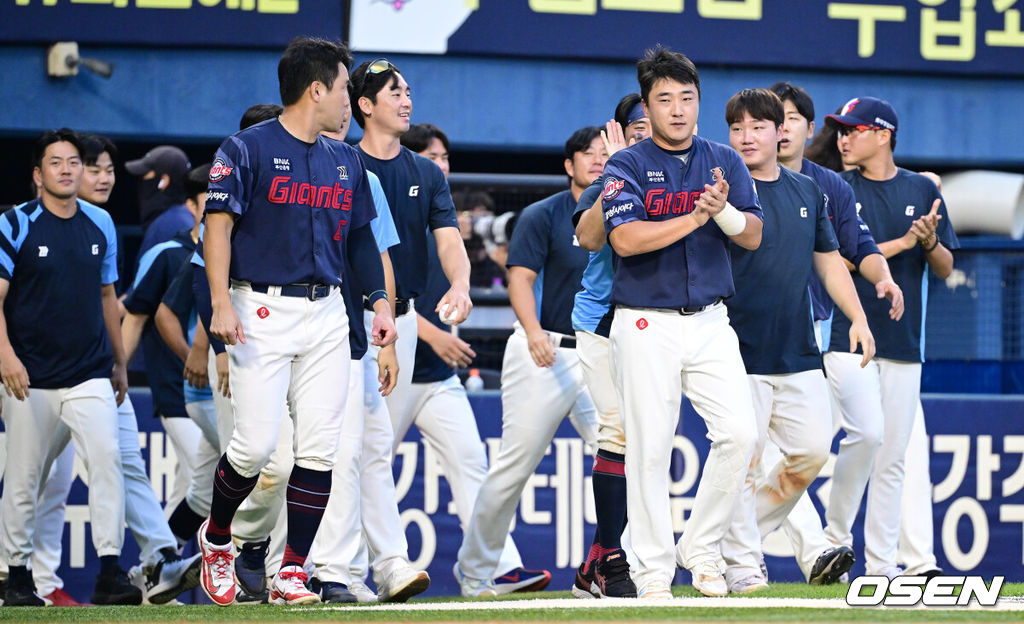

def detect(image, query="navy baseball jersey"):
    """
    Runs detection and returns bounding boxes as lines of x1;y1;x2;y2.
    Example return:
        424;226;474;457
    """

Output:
801;158;881;321
412;233;456;384
572;176;615;338
829;168;960;362
124;228;196;418
356;146;458;300
727;167;838;375
506;189;590;336
204;118;377;287
161;257;214;404
602;135;763;309
0;199;118;389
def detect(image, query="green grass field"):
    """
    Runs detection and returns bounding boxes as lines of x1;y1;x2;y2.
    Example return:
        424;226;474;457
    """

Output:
1;583;1021;623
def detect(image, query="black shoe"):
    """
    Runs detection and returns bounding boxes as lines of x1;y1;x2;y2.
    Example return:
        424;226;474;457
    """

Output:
809;546;855;585
922;568;944;579
318;580;357;604
91;568;143;605
594;549;637;598
146;553;201;605
235;539;269;603
4;567;44;607
571;560;599;599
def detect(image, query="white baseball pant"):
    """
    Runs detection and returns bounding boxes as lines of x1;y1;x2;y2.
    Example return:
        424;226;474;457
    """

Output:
160;415;204;516
898;402;937;574
223;282;351;477
721;371;832;584
1;378;124;565
458;323;597;582
823;352;921;574
575;330;626;455
610;304;756;590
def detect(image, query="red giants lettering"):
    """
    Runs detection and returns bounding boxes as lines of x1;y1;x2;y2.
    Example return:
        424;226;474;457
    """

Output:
644;189;702;217
268;176;352;210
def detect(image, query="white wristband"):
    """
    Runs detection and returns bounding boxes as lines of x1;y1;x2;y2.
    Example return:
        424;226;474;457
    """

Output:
713;202;746;236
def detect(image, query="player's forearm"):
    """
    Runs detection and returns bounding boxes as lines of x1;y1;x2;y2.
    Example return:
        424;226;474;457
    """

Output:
878;236;915;259
121;311;146;363
857;253;893;285
815;251;868;325
382;250;396;317
435;226;471;290
726;213;763;250
924;242;954;279
155;303;190;362
508;270;543;335
102;284;128;366
204;212;235;310
576;198;606;251
416;313;450;345
608;214;702;257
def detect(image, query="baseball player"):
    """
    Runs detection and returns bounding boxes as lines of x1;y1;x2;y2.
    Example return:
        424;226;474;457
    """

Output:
310;58;474;603
717;88;875;593
398;124;551;595
456;126;602;597
571;93;652;600
196;37;396;606
601;47;763;599
823;97;958;579
762;82;904;584
0;129;140;606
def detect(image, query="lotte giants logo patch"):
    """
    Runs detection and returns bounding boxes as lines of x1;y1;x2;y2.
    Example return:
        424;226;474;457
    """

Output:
257;306;270;319
209;158;234;182
603;177;625;201
636;318;648;330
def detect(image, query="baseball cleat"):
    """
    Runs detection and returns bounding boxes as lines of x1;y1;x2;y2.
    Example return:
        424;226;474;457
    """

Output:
379;564;430;603
146;552;201;605
197;519;236;606
314;579;357;604
493;567;551;594
808;545;855;585
454;563;497;598
347;579;378;603
234;539;270;603
637;579;673;600
3;567;45;607
571;560;599;599
91;567;143;605
729;573;769;594
689;560;727;597
42;588;84;607
594;549;637;598
268;566;319;605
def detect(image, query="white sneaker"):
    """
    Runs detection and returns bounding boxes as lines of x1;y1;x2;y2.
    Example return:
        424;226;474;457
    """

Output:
729;573;769;594
454;563;497;598
689;560;727;597
348;579;378;603
638;579;673;599
197;519;236;606
378;563;430;603
871;565;904;580
268;565;319;605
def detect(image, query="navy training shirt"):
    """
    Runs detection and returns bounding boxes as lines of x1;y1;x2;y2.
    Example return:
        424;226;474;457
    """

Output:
355;146;458;300
124;228;195;418
829;168;960;362
727;167;838;375
602;135;762;309
801;159;881;321
412;233;457;384
506;189;590;336
204;118;376;287
0;199;118;389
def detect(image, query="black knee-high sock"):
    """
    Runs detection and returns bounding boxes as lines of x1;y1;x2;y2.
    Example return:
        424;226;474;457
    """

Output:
168;499;206;547
592;449;627;551
206;454;259;545
281;465;332;569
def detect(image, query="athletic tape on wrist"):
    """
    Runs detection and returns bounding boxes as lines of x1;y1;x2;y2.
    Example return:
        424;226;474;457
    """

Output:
713;202;746;236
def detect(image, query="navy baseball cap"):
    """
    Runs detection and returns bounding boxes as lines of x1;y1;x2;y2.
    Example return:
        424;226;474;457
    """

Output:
826;97;898;133
126;145;190;177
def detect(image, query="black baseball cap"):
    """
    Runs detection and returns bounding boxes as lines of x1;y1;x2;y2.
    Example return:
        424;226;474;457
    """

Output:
826;97;898;133
125;145;190;177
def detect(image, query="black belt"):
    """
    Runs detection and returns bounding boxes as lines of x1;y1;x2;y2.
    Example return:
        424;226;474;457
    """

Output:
678;298;723;316
550;333;576;349
249;282;333;301
364;297;410;316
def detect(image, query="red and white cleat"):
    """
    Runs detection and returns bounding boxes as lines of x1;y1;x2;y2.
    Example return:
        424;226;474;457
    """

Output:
269;566;320;605
197;519;236;606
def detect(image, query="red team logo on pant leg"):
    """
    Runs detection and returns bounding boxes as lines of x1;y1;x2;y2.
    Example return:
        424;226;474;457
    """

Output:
257;306;270;319
636;318;648;330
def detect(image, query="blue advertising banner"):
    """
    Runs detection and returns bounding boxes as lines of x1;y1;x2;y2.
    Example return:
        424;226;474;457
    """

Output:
349;0;1024;76
0;391;1020;602
2;0;342;47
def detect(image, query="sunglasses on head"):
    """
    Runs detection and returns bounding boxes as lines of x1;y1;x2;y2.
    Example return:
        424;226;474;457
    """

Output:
367;58;399;75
